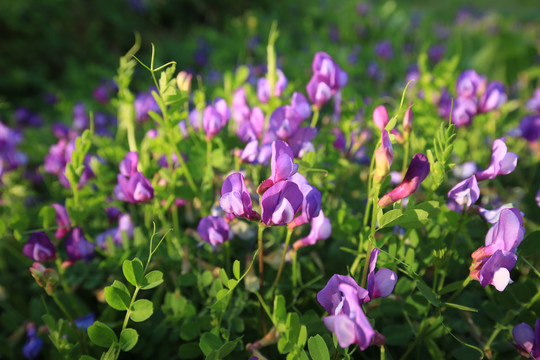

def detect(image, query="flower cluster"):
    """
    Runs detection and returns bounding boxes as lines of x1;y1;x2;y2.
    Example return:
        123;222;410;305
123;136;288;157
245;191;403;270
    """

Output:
0;120;27;180
519;89;540;143
114;152;154;203
306;52;348;110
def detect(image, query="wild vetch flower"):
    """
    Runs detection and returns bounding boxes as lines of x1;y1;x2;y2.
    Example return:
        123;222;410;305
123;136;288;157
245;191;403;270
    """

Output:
257;140;299;194
203;99;230;140
115;172;154;203
306;74;332;109
366;248;398;303
470;208;524;291
75;313;96;331
478;81;507;113
22;323;43;360
379;153;430;207
447;175;480;212
260;180;303;226
197;216;232;246
288;173;322;228
119;151;139;177
291;92;312;120
51;204;71;239
478;203;520;224
307;52;347;109
475;137;518;181
373;105;389;131
452;161;478;178
22;232;56;262
232;87;250;123
92;80;117;104
14;107;43;127
73;103;89;131
456;70;484;98
519;115;540;142
240;140;259;163
237;107;264;142
257;78;271;103
537;189;540;207
293;211;331;249
403;106;413;134
220;172;259;220
375;40;394;60
0;121;27;175
428;44;446;64
269;106;303;139
374;130;393;182
317;275;375;349
135;89;160;123
65;227;95;262
451;97;477;127
526;89;540;113
510;319;540;359
29;263;59;295
96;214;134;248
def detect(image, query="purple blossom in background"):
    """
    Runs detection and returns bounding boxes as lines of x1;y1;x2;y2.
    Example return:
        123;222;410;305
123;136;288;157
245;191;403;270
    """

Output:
288;173;322;227
307;52;347;109
203;98;230;140
456;70;484;99
257;78;270;103
75;313;96;331
73;103;89;131
452;161;478;179
306;74;332;109
374;130;393;182
526;89;540;113
519;115;540;142
96;214;134;248
258;140;299;194
260;180;303;226
510;319;540;359
232;87;250;123
22;232;56;262
475;138;518;181
115;172;154;203
372;105;389;131
220;172;259;220
291;92;312;120
240;140;259;163
0;121;27;178
275;69;288;97
428;45;446;64
22;323;43;360
197;216;232;246
93;80;117;104
65;227;95;262
470;208;524;291
119;152;139;177
293;211;331;249
379;153;430;207
375;40;394;60
366;248;398;303
366;61;383;81
135;89;160;123
51;204;71;239
269;106;303;140
288;127;316;159
52;123;71;139
478;203;520;224
317;275;375;349
447;175;480;212
451;97;477;127
478;81;507;113
14;107;43;127
406;64;420;83
537;189;540;207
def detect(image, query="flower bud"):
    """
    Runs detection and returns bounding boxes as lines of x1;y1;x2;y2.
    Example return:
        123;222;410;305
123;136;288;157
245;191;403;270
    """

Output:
373;105;389;131
373;130;393;183
176;71;192;92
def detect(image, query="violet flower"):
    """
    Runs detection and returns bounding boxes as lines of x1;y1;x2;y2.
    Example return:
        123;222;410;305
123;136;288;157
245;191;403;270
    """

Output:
526;89;540;113
307;52;347;109
257;78;271;103
269;106;303;140
478;81;507;113
519;115;540;142
373;105;389;131
51;204;71;239
197;216;232;246
65;227;95;262
288;127;317;158
447;175;480;212
366;248;398;303
537;189;540;207
114;172;154;203
475;138;518;181
75;313;96;331
291;92;312;120
96;214;134;248
14;107;43;128
403;106;413;134
134;89;160;123
456;70;484;98
260;181;303;226
237;107;264;142
203;98;230;140
232;87;250;123
317;275;375;349
22;323;43;360
220;172;259;220
293;211;331;249
22;232;56;262
288;173;322;228
306;74;332;109
240;140;259;163
511;319;540;359
478;203;519;224
73;103;89;131
257;140;299;194
119;152;139;177
451;97;477;127
374;130;393;182
375;40;394;60
378;153;430;207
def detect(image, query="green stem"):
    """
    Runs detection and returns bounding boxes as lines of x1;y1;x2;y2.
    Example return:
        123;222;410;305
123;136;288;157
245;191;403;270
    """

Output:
271;228;293;297
292;250;298;296
257;223;267;334
401;132;410;176
363;138;381;227
122;286;141;330
310;108;320;128
360;184;380;288
52;294;87;355
126;115;137;153
437;206;467;291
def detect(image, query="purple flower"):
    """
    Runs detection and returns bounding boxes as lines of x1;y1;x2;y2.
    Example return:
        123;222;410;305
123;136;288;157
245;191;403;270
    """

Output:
75;313;96;331
65;227;95;262
237;107;264;142
374;130;393;182
451;97;477;127
511;319;540;359
375;40;394;60
478;81;507;113
240;140;259;163
257;78;270;103
470;208;524;291
269;106;303;139
372;105;389;131
403;106;413;133
291;92;312;120
73;103;89;131
119;152;139;177
135;89;160;123
274;69;288;97
428;45;446;64
456;70;484;98
307;52;347;109
366;248;398;303
0;121;27;176
526;89;540;113
22;232;56;262
478;203;519;224
317;275;375;349
447;175;480;212
257;140;299;194
288;127;317;158
288;173;322;227
14;107;43;127
306;74;332;109
519;115;540;142
232;87;250;123
220;172;259;220
452;161;478;178
260;181;303;226
22;323;43;359
203;99;230;140
537;189;540;207
197;216;232;246
114;172;154;203
293;211;331;249
379;153;430;207
93;80;117;104
51;204;71;239
475;138;518;181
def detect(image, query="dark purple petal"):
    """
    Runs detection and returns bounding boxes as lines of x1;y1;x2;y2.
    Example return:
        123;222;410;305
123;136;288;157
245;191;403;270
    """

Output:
51;204;71;239
119;152;139;177
22;232;56;262
478;81;507;113
260;181;303;226
447;175;480;212
476;138;518;181
197;216;231;246
65;227;95;262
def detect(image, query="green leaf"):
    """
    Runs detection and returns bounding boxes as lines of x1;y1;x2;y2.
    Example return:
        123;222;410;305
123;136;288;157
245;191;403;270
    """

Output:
129;299;153;322
80;356;97;360
217;337;242;358
199;332;222;356
219;268;229;287
442;302;477;312
119;328;139;352
416;279;440;307
273;295;287;325
141;270;164;290
88;321;118;348
379;208;430;229
232;260;241;280
308;335;330;360
378;209;403;229
122;258;144;286
104;281;131;311
39;206;56;231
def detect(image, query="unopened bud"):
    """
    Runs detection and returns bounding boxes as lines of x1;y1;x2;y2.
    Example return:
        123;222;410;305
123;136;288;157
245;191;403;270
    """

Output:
176;71;192;92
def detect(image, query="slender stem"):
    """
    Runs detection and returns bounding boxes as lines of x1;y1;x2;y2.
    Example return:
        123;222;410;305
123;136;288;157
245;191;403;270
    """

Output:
310;108;320;128
437;206;467;291
257;224;267;334
51;294;87;355
271;228;293;297
361;184;380;288
363;138;381;226
292;250;298;296
401;133;410;176
122;286;141;330
381;345;386;360
126;115;137;152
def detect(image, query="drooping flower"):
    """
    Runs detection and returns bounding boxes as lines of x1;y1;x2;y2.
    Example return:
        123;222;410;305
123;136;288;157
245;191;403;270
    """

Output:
510;319;540;359
269;106;304;140
65;227;95;262
478;203;521;224
317;275;375;349
372;105;389;131
176;71;192;92
306;74;333;109
114;172;154;203
197;216;232;246
365;248;398;303
293;211;332;249
475;138;518;181
22;232;56;262
257;78;271;103
220;172;259;220
451;97;477;127
378;153;430;207
519;115;540;142
307;52;347;109
447;175;480;212
403;106;413;134
478;81;506;113
260;180;303;226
